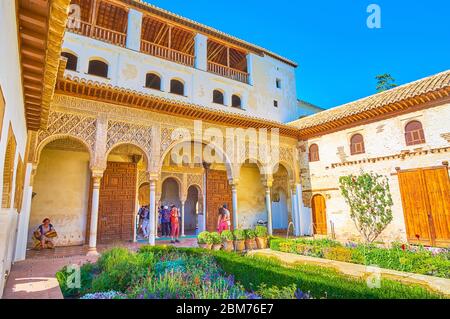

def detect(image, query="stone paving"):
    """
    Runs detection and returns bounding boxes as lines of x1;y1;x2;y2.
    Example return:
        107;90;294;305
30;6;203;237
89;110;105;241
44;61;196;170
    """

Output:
3;238;198;299
249;249;450;297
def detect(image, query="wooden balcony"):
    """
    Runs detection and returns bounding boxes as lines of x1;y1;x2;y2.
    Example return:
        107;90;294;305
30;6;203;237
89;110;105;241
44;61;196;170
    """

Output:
207;61;249;84
141;40;195;67
70;21;127;47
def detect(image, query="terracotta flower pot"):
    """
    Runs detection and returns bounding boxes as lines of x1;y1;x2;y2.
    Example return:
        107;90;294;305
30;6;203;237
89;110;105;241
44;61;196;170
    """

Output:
212;244;223;251
255;237;268;249
234;240;245;252
223;240;234;252
245;239;256;251
199;243;213;250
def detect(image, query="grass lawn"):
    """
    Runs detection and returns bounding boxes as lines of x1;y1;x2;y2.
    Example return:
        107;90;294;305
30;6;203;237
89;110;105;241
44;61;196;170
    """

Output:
56;246;445;299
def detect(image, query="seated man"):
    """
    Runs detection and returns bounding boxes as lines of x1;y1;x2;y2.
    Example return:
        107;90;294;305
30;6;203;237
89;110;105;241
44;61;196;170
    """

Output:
33;218;57;250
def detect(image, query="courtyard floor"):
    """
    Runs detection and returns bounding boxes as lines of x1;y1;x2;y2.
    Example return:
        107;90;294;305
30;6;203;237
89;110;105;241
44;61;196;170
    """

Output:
3;238;198;299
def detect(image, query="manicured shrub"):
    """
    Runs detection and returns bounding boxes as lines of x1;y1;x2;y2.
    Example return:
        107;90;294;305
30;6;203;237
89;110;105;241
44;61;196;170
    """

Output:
255;226;268;238
244;229;256;239
270;238;450;279
233;229;245;241
209;232;222;245
198;231;213;245
220;230;234;242
56;262;97;298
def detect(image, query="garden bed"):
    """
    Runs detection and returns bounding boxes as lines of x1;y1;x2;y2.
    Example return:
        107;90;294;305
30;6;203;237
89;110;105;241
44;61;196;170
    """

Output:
270;238;450;279
56;246;444;299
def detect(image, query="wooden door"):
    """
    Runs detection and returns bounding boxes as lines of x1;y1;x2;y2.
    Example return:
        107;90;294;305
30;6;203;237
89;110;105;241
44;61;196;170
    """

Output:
311;194;327;235
98;162;137;243
206;169;232;232
398;167;450;247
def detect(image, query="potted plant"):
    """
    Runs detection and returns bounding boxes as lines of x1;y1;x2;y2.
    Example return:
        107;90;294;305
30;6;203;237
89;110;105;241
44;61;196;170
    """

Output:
255;226;269;249
244;229;256;250
210;232;223;250
221;230;234;251
197;231;213;250
233;229;246;252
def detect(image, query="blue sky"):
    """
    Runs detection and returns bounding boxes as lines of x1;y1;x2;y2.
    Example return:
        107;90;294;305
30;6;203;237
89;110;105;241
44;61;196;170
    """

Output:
146;0;450;109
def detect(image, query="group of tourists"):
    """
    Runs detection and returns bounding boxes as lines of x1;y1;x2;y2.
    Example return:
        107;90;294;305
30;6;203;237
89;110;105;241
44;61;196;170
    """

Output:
137;204;181;244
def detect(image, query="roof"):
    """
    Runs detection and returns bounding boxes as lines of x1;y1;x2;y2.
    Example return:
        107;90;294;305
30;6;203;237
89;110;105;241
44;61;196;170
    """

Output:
55;74;300;138
122;0;298;67
289;70;450;137
297;99;325;111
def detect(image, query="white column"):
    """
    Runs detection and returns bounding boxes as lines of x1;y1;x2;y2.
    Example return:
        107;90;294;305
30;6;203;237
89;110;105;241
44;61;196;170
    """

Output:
202;174;207;232
148;178;157;246
295;183;309;236
155;196;160;239
263;179;274;236
230;181;238;230
181;200;186;237
291;187;300;237
246;53;254;85
126;9;143;51
88;171;103;255
194;33;208;71
14;163;34;261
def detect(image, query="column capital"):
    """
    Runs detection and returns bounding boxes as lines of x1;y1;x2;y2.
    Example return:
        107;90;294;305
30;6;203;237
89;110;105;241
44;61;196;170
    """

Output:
261;176;274;188
228;178;239;187
146;171;159;182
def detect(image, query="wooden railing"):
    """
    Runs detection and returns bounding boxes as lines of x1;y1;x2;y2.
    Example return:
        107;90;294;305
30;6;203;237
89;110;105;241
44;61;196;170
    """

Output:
69;21;127;47
207;61;249;84
141;40;195;67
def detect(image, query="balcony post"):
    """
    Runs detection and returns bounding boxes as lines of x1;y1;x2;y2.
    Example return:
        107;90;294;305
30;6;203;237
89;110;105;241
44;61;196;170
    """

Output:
194;33;208;71
126;9;143;51
246;53;254;85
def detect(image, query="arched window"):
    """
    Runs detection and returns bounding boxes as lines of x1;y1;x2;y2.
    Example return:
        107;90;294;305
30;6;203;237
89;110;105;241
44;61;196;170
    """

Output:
170;79;184;96
405;120;425;146
231;95;242;108
145;73;161;90
61;52;78;71
350;134;365;155
213;90;224;104
309;144;319;162
88;59;108;78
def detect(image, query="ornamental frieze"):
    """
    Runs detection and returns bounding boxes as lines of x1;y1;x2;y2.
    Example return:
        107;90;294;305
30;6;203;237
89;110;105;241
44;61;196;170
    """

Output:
106;120;153;155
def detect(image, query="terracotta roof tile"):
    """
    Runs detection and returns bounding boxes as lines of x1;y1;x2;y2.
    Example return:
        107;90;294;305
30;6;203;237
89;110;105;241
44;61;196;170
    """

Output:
289;70;450;130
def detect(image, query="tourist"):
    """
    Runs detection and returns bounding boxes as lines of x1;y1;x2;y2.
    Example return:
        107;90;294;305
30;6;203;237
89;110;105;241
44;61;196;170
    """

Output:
137;205;147;236
170;205;180;244
33;218;57;250
161;205;171;237
141;206;150;239
217;204;231;234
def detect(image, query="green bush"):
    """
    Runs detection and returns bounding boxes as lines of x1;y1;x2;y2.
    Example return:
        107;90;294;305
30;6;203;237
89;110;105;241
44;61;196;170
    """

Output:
244;229;256;239
91;247;154;293
255;226;268;238
210;232;222;245
270;238;450;279
197;231;212;245
233;229;245;241
221;230;234;242
56;262;97;298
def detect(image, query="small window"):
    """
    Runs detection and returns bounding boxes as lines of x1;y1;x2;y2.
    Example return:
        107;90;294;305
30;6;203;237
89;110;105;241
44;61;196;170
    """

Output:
309;144;320;162
213;90;224;104
145;73;161;90
350;134;365;155
405;120;425;146
276;78;282;89
232;95;241;108
170;79;184;96
88;59;108;78
61;52;78;71
274;100;278;107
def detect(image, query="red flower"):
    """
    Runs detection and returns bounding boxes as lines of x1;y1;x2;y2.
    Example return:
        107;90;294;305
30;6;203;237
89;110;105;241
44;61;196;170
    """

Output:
401;244;406;251
415;234;420;240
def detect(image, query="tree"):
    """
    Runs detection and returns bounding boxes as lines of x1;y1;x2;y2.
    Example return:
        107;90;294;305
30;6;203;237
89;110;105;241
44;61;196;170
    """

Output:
339;172;393;243
375;73;397;92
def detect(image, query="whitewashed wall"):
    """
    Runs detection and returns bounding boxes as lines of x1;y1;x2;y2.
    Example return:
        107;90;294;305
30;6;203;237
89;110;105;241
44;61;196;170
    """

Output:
300;102;450;243
61;32;301;123
0;0;28;298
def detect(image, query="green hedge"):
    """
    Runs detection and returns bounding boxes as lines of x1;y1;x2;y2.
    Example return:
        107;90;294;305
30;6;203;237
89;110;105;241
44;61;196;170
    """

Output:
270;238;450;279
136;246;442;299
